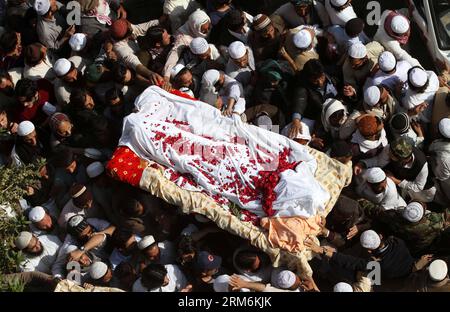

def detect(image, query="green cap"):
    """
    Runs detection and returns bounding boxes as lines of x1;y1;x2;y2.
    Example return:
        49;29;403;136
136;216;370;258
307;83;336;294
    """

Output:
390;137;413;159
85;64;104;83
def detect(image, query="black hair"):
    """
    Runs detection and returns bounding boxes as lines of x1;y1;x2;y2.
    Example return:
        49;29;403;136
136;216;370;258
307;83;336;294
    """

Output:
105;87;123;103
223;9;246;33
0;31;19;54
111;228;135;249
235;250;258;270
69;88;90;109
141;263;168;290
112;63;130;84
303;59;325;80
145;26;165;48
177;235;197;256
15;79;38;100
120;197;144;218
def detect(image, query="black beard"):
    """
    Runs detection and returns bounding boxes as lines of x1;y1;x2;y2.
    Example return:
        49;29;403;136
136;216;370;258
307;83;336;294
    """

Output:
1;87;15;97
28;247;45;257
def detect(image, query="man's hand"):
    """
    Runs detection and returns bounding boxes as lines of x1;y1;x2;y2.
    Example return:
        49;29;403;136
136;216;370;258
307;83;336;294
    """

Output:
414;254;433;271
160;78;172;92
64;25;76;38
386;173;401;185
180;284;193;292
223;105;234;117
288;118;302;139
408;102;428;116
343;85;356;97
148;71;163;86
304;237;322;254
310;137;324;150
229;274;248;291
353;162;365;176
67;249;84;262
410;120;424;137
346;225;359;240
117;5;127;20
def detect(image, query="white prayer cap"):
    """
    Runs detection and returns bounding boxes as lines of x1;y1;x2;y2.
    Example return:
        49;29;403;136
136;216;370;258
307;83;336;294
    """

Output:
293;29;312;49
17;120;35;137
213;274;230;292
228;41;247;60
360;230;381;250
428;260;448;282
333;282;353;292
84;148;103;160
403;202;424;223
53;58;72;77
137;235;156;250
408;67;428;88
170;64;185;78
274;270;296;289
331;0;347;6
364;86;381;107
29;206;46;223
378;51;396;72
34;0;50;16
189;37;209;55
86;161;104;178
202;69;221;87
69;33;88;52
89;261;108;280
438;118;450;139
391;15;409;35
365;167;386;184
14;231;33;250
348;43;367;59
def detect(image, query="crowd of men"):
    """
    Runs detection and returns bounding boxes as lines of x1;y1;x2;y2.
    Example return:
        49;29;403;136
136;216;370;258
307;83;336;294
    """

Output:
0;0;449;292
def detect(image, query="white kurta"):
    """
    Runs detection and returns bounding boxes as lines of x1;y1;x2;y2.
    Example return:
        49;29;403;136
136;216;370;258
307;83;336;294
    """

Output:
20;234;62;274
132;264;188;292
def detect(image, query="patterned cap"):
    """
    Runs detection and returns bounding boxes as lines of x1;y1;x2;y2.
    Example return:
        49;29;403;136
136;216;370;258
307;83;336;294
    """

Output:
390;137;413;159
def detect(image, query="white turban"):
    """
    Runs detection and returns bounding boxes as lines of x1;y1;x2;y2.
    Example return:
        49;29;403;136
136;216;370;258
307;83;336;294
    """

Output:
187;10;211;38
428;260;448;282
170;64;186;78
202;69;221;88
365;167;386;184
391;15;410;34
293;29;312;49
360;230;381;250
17;121;35;137
213;274;230;292
408;67;428;88
229;41;247;59
29;206;46;223
438;118;450;139
14;231;33;250
321;98;347;132
348;43;367;59
34;0;50;16
53;58;72;77
86;162;105;178
403;202;424;223
274;270;296;289
189;37;209;55
69;33;87;52
333;282;353;292
378;51;396;72
364;86;381;107
138;235;156;250
89;261;108;280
